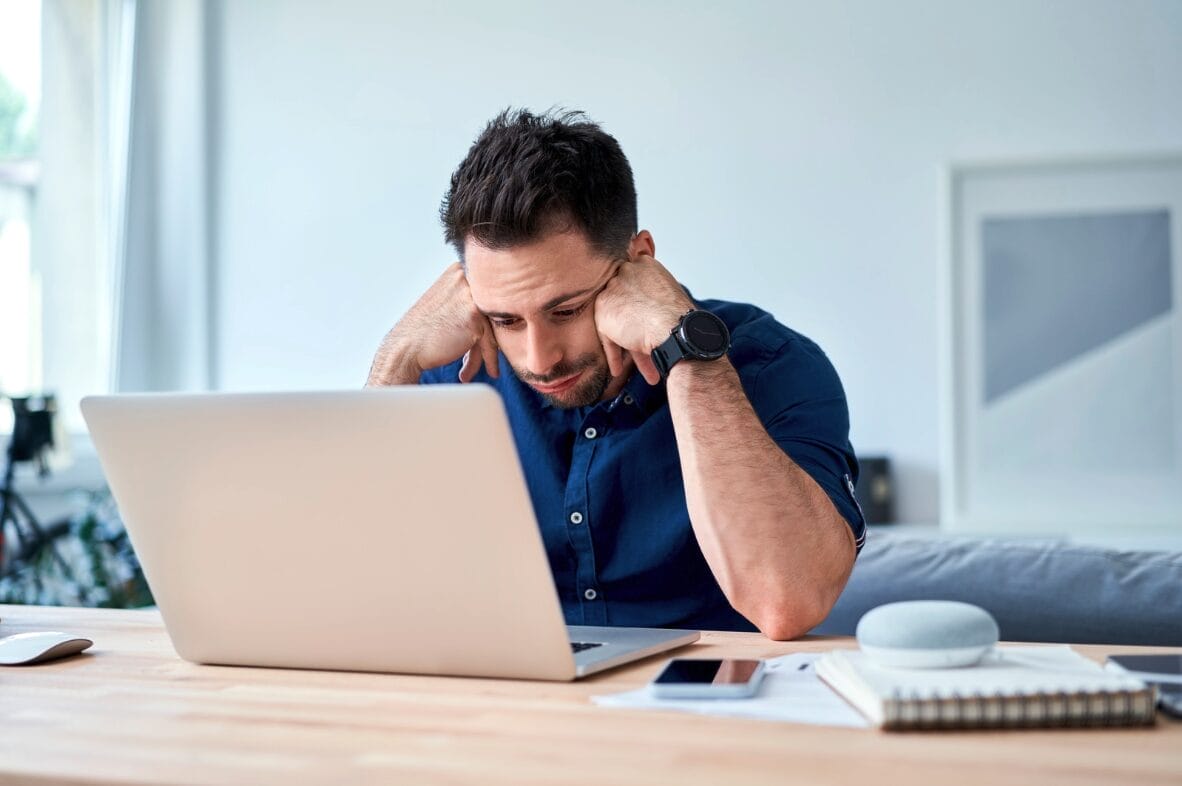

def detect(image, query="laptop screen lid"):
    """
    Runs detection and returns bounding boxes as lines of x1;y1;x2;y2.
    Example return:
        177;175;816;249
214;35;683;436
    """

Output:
81;387;582;680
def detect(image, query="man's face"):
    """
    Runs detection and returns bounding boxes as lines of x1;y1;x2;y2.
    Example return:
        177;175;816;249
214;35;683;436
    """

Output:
464;229;626;408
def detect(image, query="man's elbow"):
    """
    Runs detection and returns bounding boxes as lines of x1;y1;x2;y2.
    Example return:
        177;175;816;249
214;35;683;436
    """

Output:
746;592;835;641
737;516;857;641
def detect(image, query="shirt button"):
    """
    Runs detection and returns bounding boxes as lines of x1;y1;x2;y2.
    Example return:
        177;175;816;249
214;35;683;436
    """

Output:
623;395;634;405
584;427;598;440
569;511;584;525
584;588;598;601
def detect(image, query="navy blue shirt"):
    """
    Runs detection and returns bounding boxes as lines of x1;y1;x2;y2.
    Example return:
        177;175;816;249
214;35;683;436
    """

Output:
420;298;866;632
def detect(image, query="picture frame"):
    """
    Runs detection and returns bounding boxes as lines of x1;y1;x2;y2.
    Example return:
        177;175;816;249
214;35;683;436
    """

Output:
941;154;1182;534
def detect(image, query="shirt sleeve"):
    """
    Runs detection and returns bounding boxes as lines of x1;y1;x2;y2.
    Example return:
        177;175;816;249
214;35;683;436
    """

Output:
741;334;867;553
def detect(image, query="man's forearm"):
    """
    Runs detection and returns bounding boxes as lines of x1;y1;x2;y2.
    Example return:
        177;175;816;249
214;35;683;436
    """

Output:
366;334;422;386
365;262;500;387
665;358;856;640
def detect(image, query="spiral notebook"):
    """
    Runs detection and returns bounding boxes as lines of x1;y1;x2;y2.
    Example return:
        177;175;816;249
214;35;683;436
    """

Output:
816;645;1156;730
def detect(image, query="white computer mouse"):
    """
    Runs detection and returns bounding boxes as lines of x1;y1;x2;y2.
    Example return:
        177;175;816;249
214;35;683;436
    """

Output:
856;600;999;669
0;631;94;666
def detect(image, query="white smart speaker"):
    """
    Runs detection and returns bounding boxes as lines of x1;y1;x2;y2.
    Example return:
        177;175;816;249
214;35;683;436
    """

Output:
855;600;1000;669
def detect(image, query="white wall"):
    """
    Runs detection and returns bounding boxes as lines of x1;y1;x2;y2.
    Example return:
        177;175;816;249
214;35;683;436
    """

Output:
208;0;1182;524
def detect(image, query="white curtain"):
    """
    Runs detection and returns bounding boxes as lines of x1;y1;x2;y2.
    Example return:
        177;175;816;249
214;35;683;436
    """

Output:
111;0;215;393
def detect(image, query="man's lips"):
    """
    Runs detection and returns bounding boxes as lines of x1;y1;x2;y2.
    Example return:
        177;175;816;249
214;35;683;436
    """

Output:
532;371;583;395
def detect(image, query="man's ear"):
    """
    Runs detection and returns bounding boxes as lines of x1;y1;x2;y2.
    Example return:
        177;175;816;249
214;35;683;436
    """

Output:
628;230;656;261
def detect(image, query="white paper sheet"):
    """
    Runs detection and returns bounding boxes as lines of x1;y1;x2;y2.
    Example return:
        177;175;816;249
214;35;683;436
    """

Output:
591;653;870;727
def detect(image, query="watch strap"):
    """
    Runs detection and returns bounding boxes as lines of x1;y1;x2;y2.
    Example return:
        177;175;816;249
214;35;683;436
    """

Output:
651;331;687;380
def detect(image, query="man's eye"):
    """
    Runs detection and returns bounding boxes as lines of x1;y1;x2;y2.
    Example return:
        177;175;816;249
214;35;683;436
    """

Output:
552;302;589;321
492;318;520;329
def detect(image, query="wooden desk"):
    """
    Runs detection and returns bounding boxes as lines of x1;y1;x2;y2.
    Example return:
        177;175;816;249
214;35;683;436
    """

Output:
1;605;1178;786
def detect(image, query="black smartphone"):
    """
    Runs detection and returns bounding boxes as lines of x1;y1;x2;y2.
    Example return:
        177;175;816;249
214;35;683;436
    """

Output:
1106;654;1182;718
648;658;766;699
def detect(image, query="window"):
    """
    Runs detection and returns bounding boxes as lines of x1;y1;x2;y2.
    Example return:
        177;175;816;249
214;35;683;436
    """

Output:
0;1;41;433
1;1;130;437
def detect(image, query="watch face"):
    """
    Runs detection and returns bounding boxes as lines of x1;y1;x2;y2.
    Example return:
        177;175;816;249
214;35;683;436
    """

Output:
682;311;729;356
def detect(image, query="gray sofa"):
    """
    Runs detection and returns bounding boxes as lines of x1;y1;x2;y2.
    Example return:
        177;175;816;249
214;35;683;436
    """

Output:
812;530;1182;646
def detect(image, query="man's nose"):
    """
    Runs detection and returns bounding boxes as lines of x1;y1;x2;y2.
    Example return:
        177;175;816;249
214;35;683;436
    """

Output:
524;324;563;377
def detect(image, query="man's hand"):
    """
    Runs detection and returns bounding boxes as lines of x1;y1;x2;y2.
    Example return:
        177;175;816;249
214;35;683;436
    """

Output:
366;262;499;386
594;255;694;385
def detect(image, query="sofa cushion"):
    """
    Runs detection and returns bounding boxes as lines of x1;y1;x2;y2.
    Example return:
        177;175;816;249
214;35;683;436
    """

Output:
811;532;1182;646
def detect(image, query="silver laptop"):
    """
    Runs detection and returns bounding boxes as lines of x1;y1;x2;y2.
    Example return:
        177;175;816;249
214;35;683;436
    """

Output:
81;387;698;680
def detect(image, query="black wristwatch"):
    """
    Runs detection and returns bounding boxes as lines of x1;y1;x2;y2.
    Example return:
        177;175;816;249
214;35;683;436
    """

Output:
650;309;731;380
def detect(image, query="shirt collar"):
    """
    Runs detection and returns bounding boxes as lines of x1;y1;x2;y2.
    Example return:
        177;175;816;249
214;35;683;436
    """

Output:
604;368;666;419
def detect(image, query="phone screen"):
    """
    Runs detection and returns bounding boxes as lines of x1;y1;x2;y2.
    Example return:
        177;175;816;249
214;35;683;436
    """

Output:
1108;653;1182;718
1108;654;1182;676
653;659;763;685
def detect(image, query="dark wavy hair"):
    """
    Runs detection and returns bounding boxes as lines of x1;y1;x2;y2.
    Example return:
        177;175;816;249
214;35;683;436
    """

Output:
441;108;637;260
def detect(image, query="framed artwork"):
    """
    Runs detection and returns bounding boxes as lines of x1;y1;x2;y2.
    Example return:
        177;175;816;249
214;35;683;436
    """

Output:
942;155;1182;534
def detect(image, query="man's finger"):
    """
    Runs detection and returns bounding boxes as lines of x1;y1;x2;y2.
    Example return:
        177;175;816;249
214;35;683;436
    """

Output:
601;334;624;378
633;350;662;386
458;346;484;383
478;325;500;379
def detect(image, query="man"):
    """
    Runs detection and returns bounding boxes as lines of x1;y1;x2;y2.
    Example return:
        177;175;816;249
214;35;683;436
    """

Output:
367;109;864;640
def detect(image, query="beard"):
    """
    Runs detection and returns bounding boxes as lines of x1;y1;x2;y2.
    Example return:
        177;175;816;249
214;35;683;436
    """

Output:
513;351;614;408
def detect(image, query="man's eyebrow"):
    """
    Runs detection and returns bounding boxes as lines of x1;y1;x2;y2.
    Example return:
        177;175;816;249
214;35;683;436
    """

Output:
541;287;596;311
478;287;598;319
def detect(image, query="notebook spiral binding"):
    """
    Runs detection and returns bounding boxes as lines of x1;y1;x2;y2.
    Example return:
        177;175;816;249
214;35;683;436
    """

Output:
883;685;1157;730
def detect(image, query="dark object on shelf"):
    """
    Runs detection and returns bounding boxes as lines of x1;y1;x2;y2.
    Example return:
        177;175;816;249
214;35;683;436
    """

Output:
8;395;57;472
855;456;894;524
